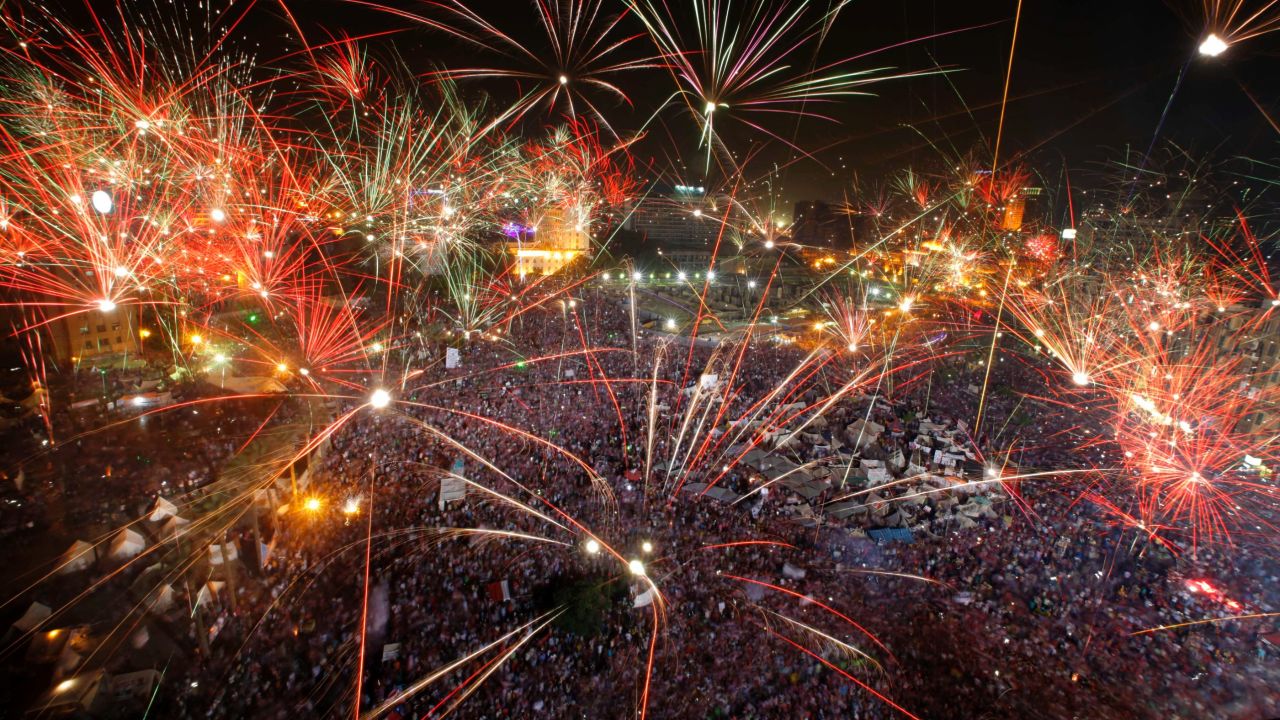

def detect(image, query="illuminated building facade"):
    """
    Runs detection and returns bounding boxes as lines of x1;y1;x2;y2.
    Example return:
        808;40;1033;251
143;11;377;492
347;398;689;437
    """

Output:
509;209;589;276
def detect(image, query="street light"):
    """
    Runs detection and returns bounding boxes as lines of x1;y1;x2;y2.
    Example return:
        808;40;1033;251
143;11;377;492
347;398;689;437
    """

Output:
1199;33;1228;56
91;190;113;214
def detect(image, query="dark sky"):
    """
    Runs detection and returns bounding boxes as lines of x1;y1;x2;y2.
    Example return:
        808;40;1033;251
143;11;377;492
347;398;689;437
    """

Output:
291;0;1278;203
80;0;1246;203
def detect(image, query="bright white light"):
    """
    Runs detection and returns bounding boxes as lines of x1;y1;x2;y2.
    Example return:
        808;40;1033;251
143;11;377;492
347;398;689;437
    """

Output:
132;396;147;406
135;119;151;131
585;539;600;554
558;74;568;85
764;239;774;249
847;343;858;352
602;273;611;280
299;367;310;376
898;296;915;313
96;298;116;313
633;271;643;281
210;208;227;222
213;353;228;363
628;558;646;576
113;266;128;277
1199;33;1228;56
1271;298;1280;307
1072;371;1091;387
342;497;360;515
706;270;716;281
641;541;653;553
747;280;756;289
677;272;687;281
1061;228;1077;240
692;209;702;217
91;190;113;214
705;101;716;114
369;388;391;409
665;318;676;330
1147;321;1161;332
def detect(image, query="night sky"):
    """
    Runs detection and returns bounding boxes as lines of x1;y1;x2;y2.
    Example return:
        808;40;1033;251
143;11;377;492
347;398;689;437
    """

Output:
83;0;1266;202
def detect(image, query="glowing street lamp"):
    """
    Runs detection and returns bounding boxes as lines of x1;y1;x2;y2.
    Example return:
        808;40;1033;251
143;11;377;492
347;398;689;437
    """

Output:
1199;33;1228;56
91;190;113;214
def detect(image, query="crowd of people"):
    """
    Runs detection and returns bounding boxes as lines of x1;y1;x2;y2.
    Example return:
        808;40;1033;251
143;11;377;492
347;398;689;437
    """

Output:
6;290;1278;719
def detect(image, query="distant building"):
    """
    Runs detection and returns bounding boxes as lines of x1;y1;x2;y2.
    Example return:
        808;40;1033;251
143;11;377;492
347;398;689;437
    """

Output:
630;184;724;249
1001;187;1045;231
507;209;589;277
48;303;142;364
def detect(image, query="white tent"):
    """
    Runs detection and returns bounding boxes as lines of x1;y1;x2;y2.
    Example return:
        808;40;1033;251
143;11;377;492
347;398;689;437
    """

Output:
157;514;191;539
148;497;178;522
107;529;146;561
146;584;175;614
208;541;238;565
58;541;96;574
196;580;226;606
12;601;51;633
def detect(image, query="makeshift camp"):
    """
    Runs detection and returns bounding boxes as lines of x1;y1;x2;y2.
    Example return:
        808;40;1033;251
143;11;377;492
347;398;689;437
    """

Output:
107;529;145;561
196;580;226;606
208;541;238;565
782;563;807;579
28;670;106;718
156;514;190;539
145;585;175;614
58;541;96;574
681;482;740;504
867;528;914;544
12;602;51;634
148;497;178;522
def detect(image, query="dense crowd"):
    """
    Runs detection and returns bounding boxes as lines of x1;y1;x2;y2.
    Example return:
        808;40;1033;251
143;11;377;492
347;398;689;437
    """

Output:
7;292;1277;719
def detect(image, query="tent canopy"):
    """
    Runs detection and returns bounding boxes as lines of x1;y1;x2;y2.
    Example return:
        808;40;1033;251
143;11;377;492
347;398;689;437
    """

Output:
59;540;96;574
108;529;145;560
12;602;51;633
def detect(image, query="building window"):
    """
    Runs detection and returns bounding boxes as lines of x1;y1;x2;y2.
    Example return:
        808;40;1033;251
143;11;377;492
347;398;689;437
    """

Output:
111;323;120;331
79;326;89;335
96;324;107;333
115;336;122;344
84;340;92;349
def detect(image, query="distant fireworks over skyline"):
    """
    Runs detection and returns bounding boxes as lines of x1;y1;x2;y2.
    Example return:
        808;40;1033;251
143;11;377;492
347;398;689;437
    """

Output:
0;1;1278;718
